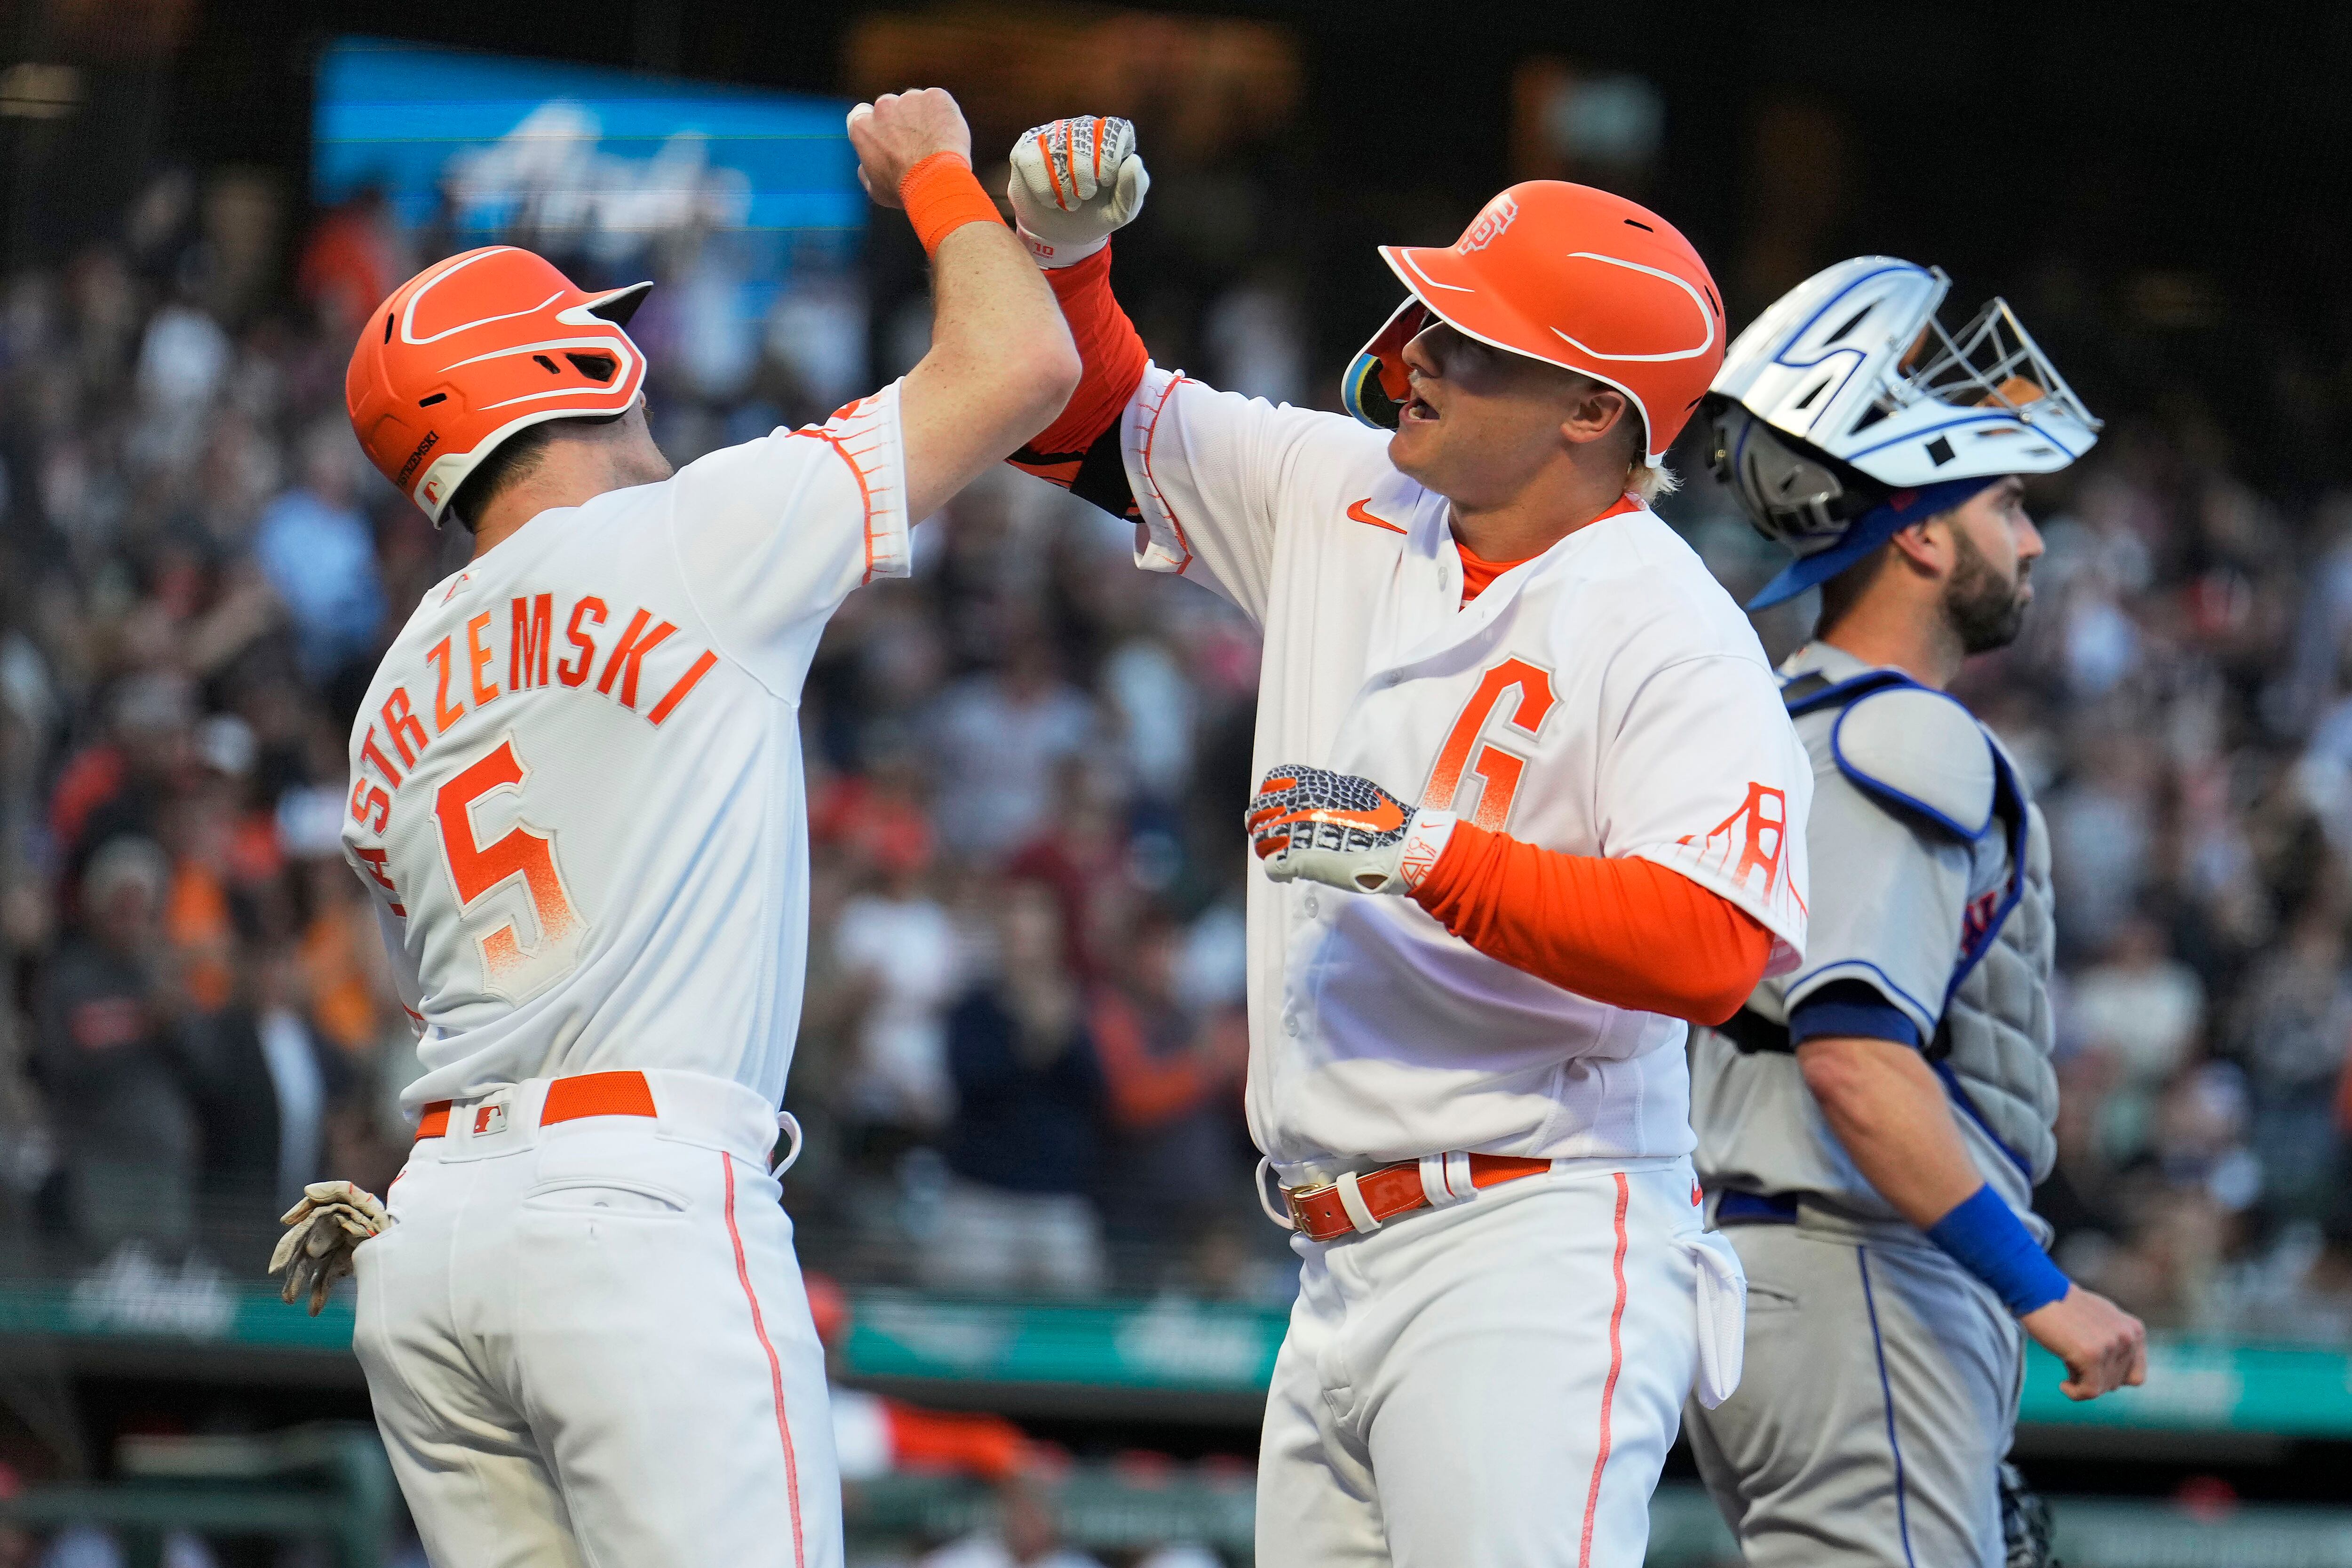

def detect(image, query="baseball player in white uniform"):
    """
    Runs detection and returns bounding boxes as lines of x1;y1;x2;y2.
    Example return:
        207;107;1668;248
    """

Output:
266;91;1080;1568
999;119;1811;1567
1687;258;2148;1567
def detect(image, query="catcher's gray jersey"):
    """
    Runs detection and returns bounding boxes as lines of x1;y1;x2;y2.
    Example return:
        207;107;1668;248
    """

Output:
1690;641;2057;1235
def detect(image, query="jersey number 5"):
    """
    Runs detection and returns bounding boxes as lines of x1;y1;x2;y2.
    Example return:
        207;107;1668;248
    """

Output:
435;736;585;1002
1423;657;1557;830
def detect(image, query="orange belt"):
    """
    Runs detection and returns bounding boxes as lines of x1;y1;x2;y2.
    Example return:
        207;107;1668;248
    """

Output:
1283;1154;1553;1242
415;1071;658;1141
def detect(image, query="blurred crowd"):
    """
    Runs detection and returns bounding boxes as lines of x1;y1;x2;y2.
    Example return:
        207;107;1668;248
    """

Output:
5;158;2352;1354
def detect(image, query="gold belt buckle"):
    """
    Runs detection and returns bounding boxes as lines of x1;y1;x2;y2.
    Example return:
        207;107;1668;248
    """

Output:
1282;1179;1334;1232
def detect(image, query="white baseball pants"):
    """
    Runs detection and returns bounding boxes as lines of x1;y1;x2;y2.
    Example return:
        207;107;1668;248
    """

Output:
353;1071;840;1568
1256;1155;1743;1568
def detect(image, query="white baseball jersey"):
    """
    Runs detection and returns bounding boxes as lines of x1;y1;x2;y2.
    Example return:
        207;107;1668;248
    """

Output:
342;387;909;1114
1118;365;1811;1172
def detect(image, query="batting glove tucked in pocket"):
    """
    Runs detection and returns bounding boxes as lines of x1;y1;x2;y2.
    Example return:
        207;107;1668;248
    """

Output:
269;1180;389;1315
1246;764;1457;896
1006;115;1151;266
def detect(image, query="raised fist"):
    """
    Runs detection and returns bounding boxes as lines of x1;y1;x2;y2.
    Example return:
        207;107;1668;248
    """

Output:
847;88;975;209
1006;116;1151;266
1246;764;1456;896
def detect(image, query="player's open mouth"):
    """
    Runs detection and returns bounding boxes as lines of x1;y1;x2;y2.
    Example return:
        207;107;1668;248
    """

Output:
1402;395;1438;422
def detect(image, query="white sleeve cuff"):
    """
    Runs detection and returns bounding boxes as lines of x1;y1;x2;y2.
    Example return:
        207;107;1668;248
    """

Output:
1399;811;1457;891
826;379;911;582
1123;363;1193;577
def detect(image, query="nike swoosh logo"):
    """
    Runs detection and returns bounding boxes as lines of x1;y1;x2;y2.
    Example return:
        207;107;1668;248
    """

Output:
1347;498;1408;535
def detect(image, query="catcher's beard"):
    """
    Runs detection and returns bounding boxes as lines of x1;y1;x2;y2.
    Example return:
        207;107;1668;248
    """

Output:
1944;524;2032;655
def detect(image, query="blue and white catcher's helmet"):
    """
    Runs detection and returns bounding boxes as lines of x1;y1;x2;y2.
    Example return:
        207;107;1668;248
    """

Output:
1707;257;2100;609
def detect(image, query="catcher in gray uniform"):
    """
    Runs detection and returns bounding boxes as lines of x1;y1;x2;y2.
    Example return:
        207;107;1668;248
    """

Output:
1686;258;2147;1568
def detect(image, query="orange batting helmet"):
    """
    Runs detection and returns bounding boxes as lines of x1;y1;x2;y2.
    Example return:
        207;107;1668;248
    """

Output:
1341;182;1725;467
346;247;653;527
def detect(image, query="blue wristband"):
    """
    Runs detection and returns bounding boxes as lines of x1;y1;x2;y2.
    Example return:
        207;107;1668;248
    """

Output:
1925;1184;2069;1316
1788;980;1922;1048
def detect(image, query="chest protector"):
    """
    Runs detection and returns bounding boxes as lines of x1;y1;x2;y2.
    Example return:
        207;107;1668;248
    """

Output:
1781;669;2059;1185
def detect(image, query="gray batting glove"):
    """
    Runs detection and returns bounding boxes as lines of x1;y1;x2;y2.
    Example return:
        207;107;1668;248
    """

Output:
268;1179;389;1316
1007;116;1150;267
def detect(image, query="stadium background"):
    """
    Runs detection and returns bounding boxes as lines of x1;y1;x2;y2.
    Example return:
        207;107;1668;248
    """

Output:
5;1;2352;1562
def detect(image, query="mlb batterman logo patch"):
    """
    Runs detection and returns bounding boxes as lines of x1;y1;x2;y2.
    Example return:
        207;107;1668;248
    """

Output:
1459;192;1519;253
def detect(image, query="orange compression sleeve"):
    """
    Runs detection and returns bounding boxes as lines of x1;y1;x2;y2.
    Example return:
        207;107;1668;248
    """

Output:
1410;822;1772;1025
1008;245;1149;493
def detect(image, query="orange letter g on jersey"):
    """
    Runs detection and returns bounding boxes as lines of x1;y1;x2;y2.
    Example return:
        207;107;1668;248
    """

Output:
1423;657;1558;831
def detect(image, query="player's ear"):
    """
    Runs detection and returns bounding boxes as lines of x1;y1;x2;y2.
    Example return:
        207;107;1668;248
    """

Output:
1887;520;1950;578
1558;382;1630;450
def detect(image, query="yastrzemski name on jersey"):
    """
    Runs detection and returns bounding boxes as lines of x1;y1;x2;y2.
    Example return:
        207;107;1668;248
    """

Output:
349;588;724;922
342;387;910;1114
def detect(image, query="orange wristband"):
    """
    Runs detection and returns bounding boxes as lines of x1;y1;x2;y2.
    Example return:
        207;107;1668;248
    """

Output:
899;151;1004;257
